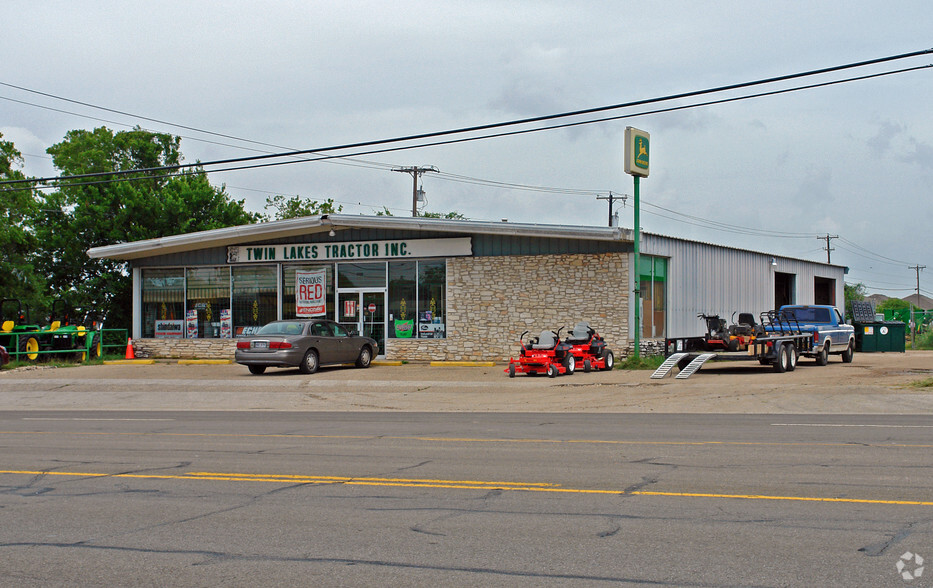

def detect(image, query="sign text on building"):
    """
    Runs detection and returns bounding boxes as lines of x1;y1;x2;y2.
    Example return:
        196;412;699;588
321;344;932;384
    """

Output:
227;237;471;264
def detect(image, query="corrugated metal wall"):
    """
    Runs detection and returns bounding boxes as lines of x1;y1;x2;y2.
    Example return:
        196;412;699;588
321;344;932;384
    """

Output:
641;234;846;338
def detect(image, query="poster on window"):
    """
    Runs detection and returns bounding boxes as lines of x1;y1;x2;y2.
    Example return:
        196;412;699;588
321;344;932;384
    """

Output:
220;308;232;338
186;309;198;338
296;269;326;317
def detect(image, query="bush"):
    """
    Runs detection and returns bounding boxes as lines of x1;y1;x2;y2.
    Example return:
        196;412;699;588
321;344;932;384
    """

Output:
914;330;933;350
618;354;665;370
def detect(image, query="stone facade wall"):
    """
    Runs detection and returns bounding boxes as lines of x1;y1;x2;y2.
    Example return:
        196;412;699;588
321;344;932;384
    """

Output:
133;337;237;359
134;252;666;362
383;252;630;362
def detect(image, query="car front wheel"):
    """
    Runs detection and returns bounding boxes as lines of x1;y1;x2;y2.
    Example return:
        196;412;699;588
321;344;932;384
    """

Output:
355;346;373;368
299;349;319;374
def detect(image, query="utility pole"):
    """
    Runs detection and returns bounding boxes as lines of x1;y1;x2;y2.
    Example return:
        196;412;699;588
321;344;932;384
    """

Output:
817;234;838;263
596;192;628;227
392;166;438;217
908;264;925;348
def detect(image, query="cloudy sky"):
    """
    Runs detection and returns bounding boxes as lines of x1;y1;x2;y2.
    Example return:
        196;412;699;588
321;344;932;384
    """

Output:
2;1;931;299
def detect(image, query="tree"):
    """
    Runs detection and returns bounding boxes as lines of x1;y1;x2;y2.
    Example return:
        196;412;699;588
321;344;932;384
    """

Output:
262;195;342;221
374;207;467;219
34;126;260;328
0;133;47;313
843;282;867;318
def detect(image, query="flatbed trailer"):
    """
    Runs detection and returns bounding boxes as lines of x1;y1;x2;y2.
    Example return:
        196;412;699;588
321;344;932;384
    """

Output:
653;310;817;379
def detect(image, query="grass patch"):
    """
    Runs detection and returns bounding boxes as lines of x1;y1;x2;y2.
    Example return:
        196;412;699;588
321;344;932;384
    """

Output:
908;377;933;388
2;353;125;371
617;354;665;370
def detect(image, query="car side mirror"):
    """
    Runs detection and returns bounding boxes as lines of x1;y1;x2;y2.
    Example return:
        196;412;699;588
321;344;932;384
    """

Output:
349;329;359;337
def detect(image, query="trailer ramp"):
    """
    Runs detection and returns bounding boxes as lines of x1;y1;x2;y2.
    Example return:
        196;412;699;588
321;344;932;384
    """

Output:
650;353;689;379
675;353;716;379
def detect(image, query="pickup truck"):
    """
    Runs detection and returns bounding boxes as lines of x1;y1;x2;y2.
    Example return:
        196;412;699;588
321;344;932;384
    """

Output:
777;305;855;365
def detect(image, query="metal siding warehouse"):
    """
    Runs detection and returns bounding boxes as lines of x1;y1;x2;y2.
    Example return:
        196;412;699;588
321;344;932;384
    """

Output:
642;233;846;338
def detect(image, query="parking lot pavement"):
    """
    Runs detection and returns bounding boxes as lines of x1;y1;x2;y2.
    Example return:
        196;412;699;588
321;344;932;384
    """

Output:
0;350;931;413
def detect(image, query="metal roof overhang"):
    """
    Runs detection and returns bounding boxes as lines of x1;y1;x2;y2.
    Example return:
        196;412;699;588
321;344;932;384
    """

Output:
87;214;629;261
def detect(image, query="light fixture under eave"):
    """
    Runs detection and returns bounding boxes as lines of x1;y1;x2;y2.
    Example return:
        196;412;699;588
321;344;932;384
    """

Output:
329;229;336;237
770;257;777;266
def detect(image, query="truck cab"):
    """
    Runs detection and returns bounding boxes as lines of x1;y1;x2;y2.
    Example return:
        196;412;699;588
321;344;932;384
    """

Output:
778;305;855;365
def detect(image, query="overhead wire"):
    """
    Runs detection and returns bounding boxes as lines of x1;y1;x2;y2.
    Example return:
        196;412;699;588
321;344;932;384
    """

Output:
2;49;931;189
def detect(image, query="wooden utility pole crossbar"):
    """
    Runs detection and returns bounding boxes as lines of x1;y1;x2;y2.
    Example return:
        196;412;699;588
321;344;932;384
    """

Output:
392;166;438;217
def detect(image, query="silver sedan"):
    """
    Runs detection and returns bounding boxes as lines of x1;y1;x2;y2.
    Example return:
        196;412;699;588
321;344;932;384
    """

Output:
235;319;378;375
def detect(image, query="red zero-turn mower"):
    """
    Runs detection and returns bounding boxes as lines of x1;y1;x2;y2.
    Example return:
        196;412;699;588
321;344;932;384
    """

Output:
506;329;575;378
563;321;614;372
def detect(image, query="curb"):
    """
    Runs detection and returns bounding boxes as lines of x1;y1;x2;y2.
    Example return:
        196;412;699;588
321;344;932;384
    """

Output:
429;361;497;367
103;359;157;365
177;359;234;365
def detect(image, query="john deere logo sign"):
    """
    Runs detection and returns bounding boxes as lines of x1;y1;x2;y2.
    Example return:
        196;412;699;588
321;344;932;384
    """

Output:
624;126;650;177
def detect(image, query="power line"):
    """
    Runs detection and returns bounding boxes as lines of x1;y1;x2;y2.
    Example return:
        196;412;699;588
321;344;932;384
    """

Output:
8;61;928;198
3;49;931;189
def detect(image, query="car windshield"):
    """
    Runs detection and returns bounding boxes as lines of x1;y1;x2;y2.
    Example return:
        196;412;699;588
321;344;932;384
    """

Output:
256;321;306;336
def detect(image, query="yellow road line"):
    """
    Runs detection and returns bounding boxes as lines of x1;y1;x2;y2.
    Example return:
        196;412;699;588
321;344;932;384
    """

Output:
1;469;931;505
2;430;931;449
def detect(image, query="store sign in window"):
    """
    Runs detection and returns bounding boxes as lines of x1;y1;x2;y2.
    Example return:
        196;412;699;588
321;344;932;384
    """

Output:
227;238;471;263
296;269;327;317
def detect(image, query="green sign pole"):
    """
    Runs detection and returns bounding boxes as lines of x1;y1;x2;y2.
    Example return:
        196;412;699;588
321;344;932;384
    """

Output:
633;175;641;359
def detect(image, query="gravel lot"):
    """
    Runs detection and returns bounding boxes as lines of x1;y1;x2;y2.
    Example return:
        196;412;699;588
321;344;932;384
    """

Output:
1;350;931;413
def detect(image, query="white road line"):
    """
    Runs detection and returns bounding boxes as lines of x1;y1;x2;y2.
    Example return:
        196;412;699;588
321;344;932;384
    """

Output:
772;423;933;428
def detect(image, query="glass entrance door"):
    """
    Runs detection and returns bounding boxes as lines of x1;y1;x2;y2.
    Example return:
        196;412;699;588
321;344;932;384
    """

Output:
337;290;385;356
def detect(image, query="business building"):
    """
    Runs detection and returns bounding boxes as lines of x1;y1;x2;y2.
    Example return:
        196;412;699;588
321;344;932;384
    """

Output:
88;214;846;361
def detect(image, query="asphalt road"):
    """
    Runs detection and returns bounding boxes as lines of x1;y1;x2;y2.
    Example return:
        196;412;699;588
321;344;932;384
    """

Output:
2;410;932;587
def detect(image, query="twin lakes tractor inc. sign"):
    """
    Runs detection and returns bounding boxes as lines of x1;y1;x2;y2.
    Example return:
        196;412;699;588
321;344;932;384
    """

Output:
227;237;472;264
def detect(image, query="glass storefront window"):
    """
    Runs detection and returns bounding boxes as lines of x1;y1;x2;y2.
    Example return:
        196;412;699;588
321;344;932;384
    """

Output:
417;260;446;339
232;266;278;336
283;264;335;320
186;267;231;339
337;262;386;289
388;261;416;339
141;268;185;338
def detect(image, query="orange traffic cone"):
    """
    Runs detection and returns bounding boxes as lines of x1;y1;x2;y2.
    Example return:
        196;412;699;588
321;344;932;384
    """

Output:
125;337;136;359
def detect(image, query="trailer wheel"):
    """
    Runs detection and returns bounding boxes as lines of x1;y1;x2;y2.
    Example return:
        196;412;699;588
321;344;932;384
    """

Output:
508;363;516;378
841;341;854;363
773;344;788;373
786;344;797;372
815;343;829;366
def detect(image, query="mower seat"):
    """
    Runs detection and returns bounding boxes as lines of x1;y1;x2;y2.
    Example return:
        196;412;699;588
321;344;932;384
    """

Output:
532;331;556;349
568;322;594;342
1;321;12;333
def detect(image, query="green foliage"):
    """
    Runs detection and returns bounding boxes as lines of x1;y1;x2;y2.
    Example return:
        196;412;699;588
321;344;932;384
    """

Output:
914;330;933;350
262;195;342;221
374;207;466;219
908;377;933;388
420;210;468;220
618;354;665;370
844;282;867;315
0;132;47;311
876;298;920;313
32;126;260;328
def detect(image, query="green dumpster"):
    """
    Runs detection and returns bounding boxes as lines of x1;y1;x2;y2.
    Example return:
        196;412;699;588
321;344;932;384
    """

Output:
877;321;906;353
854;322;879;352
